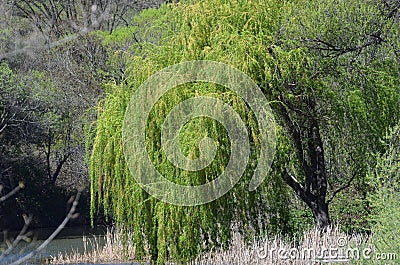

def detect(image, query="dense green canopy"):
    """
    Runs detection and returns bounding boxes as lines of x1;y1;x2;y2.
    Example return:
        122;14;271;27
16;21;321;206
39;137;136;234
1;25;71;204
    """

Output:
89;0;400;262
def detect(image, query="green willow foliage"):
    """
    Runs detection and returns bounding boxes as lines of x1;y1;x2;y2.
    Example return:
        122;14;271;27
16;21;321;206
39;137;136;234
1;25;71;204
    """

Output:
89;0;400;262
90;1;292;262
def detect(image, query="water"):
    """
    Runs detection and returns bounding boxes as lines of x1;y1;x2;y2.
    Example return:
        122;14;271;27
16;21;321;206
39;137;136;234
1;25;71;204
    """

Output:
0;226;114;264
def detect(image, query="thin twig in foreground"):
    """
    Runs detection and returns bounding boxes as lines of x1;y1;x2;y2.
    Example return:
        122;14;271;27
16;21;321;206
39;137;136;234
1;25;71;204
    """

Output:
0;182;24;203
8;191;81;265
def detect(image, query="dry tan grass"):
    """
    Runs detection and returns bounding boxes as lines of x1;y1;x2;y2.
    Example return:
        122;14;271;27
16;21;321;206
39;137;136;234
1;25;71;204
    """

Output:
50;226;371;264
193;226;370;265
50;227;140;264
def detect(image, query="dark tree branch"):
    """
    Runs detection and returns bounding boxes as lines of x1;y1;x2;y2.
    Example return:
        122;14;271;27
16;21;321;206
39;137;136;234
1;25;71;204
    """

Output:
277;99;311;179
283;169;315;208
327;172;358;204
51;151;72;183
305;31;386;58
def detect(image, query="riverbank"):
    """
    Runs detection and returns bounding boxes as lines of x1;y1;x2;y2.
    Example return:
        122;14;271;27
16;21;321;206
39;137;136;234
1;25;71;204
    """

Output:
49;226;371;264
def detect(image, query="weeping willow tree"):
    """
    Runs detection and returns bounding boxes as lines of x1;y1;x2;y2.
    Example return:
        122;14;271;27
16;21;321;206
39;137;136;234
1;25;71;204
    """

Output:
89;0;400;262
89;1;291;263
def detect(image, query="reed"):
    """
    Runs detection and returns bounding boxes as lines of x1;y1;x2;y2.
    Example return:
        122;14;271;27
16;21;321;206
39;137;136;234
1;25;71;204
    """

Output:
50;227;141;264
193;226;370;265
50;225;370;264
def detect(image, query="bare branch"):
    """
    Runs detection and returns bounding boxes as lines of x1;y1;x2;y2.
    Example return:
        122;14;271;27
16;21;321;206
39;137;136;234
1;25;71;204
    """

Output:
0;214;32;259
0;182;24;203
7;190;81;265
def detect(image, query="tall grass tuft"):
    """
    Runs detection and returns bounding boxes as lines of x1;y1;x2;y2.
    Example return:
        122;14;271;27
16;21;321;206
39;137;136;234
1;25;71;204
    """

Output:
50;225;372;264
50;227;140;264
193;226;369;265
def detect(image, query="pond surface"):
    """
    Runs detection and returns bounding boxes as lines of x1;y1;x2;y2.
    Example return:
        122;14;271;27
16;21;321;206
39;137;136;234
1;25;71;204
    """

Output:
0;226;133;264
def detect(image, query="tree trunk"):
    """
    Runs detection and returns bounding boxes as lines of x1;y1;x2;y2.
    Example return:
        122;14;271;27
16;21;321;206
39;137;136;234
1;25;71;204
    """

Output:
283;169;331;230
275;83;334;230
311;200;330;230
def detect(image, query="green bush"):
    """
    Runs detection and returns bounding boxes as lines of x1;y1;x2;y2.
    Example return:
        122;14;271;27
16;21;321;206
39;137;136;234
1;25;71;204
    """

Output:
363;126;400;264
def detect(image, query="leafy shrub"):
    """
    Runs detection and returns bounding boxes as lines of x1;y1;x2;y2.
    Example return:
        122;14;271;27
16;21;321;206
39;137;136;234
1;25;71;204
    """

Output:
365;126;400;264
